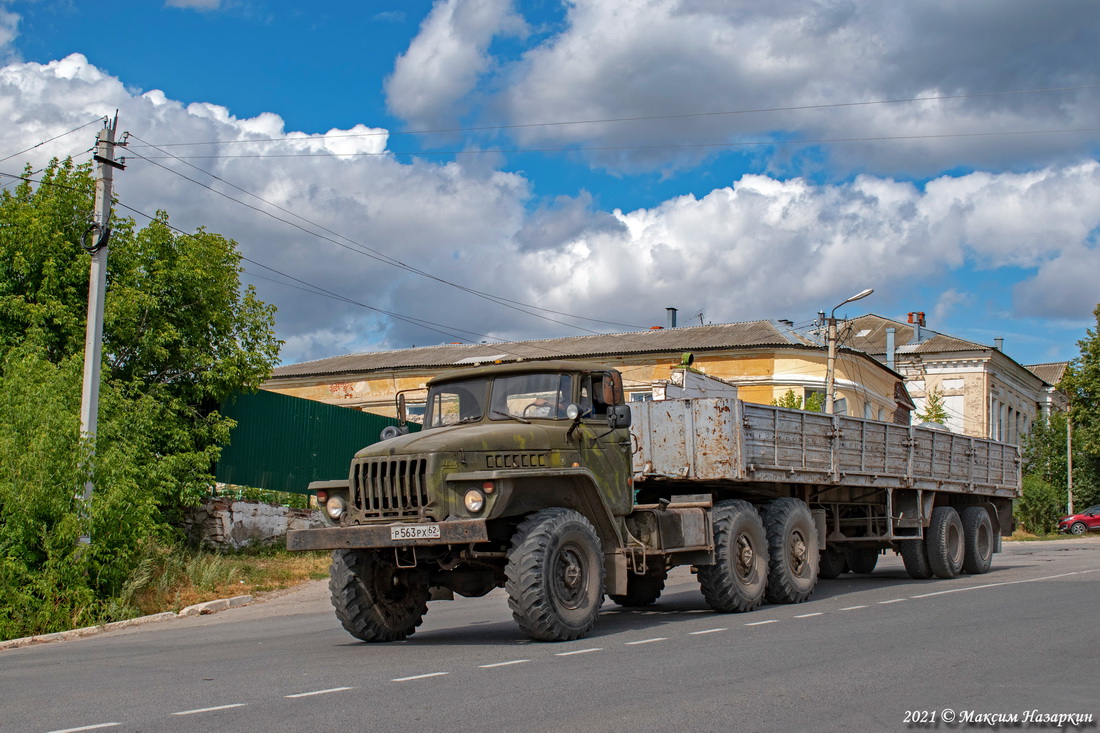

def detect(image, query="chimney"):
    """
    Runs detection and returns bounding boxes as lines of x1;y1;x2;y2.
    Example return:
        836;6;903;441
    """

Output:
666;307;678;328
886;327;895;370
994;337;1004;351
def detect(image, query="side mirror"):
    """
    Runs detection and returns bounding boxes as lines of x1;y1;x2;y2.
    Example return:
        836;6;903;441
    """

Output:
396;393;407;426
607;404;632;429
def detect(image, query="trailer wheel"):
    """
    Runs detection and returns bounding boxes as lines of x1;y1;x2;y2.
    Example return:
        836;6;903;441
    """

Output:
506;508;604;642
926;507;965;579
960;507;994;574
817;547;848;580
329;549;430;642
761;498;819;604
609;562;667;607
697;500;768;613
844;547;879;575
898;539;933;579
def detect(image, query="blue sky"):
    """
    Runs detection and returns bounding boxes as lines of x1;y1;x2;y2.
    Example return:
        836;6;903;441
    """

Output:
1;0;1098;368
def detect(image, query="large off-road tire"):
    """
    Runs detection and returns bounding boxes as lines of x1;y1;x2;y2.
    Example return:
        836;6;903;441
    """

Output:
926;506;965;579
505;508;604;642
698;500;768;613
329;549;430;642
761;498;819;604
845;547;879;575
899;539;933;579
609;561;668;607
960;506;994;574
817;546;848;580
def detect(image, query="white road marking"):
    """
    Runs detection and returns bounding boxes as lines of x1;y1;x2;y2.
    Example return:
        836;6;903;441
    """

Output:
172;704;246;716
690;628;728;635
45;725;120;733
479;659;529;668
839;605;867;611
794;612;823;618
910;569;1100;599
625;637;667;645
555;647;603;656
745;620;779;626
392;672;449;682
878;599;906;604
285;686;353;698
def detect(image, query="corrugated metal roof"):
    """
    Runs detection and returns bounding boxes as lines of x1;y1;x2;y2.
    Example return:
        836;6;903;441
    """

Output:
1026;362;1069;386
271;319;822;380
847;315;982;356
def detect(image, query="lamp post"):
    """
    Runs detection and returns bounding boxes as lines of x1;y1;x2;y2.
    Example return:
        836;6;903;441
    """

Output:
825;288;874;415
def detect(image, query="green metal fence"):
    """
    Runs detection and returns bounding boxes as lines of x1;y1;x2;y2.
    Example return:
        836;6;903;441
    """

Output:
215;389;419;494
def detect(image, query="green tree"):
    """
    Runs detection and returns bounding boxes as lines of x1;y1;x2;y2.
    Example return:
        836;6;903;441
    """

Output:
1058;303;1100;509
0;159;280;638
1015;474;1064;535
772;389;825;412
916;386;949;425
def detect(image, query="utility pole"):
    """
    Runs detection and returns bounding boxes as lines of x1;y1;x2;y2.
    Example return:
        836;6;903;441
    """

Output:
78;114;124;544
1067;414;1074;515
825;288;874;414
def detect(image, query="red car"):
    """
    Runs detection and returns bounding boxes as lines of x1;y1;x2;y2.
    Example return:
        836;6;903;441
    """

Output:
1058;505;1100;535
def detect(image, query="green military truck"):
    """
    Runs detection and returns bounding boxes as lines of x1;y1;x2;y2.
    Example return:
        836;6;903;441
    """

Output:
287;360;1020;643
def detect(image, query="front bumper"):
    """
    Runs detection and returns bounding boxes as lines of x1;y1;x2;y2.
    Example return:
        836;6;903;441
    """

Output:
286;519;489;551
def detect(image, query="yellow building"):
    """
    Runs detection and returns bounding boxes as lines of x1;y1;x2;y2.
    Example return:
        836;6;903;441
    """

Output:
265;319;913;424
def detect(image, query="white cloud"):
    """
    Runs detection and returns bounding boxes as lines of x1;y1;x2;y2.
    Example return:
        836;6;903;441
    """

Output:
2;53;1097;365
385;0;527;129
391;0;1100;177
0;8;18;62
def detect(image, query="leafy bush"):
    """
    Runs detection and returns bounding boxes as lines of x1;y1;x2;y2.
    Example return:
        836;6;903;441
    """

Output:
1015;474;1065;535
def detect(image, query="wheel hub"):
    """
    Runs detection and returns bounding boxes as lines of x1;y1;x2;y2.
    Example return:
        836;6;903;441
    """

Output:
736;533;755;577
789;532;807;575
554;545;587;608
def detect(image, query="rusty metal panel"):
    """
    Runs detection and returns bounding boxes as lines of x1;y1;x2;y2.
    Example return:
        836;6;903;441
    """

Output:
629;398;741;480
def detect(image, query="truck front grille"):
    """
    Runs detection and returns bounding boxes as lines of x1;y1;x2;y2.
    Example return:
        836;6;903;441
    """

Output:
351;457;429;519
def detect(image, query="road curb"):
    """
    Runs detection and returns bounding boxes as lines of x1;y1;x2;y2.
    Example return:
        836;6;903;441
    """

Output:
0;596;254;651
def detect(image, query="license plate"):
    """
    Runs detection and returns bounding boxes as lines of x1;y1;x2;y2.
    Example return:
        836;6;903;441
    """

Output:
390;524;441;541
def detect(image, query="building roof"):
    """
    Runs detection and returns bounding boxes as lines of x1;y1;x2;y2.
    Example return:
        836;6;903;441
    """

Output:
1025;362;1069;386
846;314;985;357
271;319;836;380
847;314;1063;388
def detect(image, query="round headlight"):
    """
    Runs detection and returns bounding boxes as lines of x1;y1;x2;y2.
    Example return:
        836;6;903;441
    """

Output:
326;495;347;520
464;489;485;513
565;403;581;420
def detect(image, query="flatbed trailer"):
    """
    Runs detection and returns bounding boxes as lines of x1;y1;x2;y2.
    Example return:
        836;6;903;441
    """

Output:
288;361;1020;642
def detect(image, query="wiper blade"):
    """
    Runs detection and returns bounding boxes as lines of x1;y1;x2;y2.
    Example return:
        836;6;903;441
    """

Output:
492;410;530;424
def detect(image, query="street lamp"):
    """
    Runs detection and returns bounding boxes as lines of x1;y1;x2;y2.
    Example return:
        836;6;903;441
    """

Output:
825;288;874;415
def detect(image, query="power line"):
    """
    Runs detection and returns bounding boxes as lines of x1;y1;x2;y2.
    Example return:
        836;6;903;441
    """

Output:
130;126;1100;161
123;136;648;333
127;84;1100;149
0;116;108;165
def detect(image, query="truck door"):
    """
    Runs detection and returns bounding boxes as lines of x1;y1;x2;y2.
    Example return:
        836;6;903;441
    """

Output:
577;373;633;516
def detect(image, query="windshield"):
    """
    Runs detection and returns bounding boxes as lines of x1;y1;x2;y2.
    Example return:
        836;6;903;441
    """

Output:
490;373;573;420
424;378;489;428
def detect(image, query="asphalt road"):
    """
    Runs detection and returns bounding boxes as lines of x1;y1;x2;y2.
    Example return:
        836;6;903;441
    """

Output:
3;538;1098;733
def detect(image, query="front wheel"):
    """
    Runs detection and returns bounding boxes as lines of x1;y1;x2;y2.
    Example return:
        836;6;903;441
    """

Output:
506;508;604;642
1069;521;1087;536
329;549;430;642
761;498;819;604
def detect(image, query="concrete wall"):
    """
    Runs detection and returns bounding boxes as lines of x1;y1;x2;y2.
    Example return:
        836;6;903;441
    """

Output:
184;499;324;550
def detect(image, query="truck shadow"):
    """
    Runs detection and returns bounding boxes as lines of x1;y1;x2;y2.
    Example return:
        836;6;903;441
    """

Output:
395;562;1025;647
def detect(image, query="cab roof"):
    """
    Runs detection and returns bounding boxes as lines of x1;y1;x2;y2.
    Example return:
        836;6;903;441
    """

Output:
427;359;618;386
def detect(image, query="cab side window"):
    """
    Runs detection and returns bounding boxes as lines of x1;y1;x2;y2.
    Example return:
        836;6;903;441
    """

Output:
580;375;609;419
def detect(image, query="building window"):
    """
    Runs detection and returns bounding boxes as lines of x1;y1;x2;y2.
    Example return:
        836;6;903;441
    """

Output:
630;392;653;402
